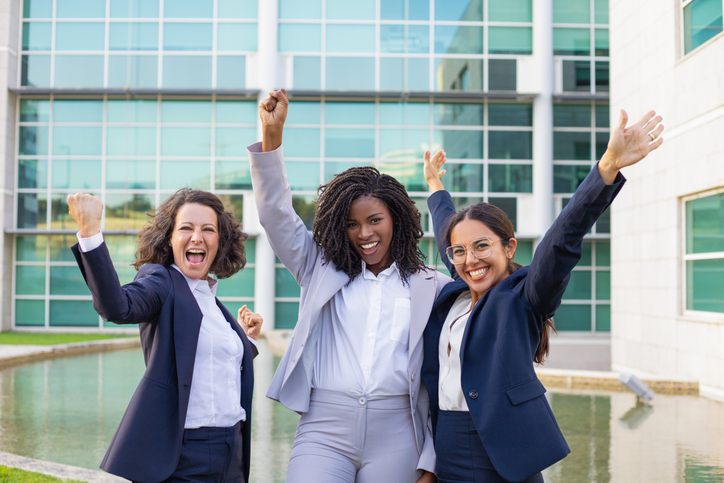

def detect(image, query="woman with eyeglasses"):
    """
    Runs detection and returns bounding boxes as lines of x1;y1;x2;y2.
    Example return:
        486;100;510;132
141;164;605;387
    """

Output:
421;110;664;483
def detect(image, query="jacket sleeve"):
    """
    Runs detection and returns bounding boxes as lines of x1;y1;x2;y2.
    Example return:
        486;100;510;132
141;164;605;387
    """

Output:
427;190;458;277
525;164;624;318
248;142;320;287
72;242;171;324
416;385;437;475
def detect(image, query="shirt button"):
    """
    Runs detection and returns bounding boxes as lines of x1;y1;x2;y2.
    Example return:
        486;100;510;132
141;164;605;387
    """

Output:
364;364;370;370
368;332;374;338
358;397;366;406
411;373;416;380
468;390;479;399
229;357;234;362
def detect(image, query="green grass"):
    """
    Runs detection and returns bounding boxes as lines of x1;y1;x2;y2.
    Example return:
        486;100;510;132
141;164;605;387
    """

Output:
0;466;87;483
0;332;135;346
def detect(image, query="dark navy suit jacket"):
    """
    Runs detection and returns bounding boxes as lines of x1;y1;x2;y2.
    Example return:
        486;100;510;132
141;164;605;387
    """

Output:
422;165;623;482
72;243;255;483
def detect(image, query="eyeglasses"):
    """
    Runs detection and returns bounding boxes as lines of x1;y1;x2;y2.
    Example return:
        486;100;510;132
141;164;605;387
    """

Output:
446;238;500;265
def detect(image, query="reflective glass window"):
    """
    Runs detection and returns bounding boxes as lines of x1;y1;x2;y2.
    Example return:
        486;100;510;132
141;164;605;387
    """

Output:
54;55;104;87
107;99;157;123
488;58;517;91
445;163;483;193
326;25;375;53
160;127;212;156
279;0;321;19
218;23;257;51
16;266;46;295
285;162;321;190
164;0;212;18
53;100;103;122
554;304;591;330
19;126;49;155
275;301;300;329
595;29;609;56
379;129;429;159
105;235;138;263
22;22;52;50
381;0;429;20
53;127;103;155
21;54;51;87
279;24;322;52
109;22;159;50
554;104;591;127
162;56;212;88
325;128;375;158
325;102;375;125
554;28;591;56
161;159;211;189
562;270;592;299
433;130;483;159
215;161;252;189
595;305;610;331
50;266;91;295
434;103;484;126
489;0;533;22
488;164;532;192
56;0;106;18
379;162;426;191
18;193;48;229
435;26;483;54
562;60;590;91
489;197;516;230
217;268;255;297
164;23;213;50
435;0;482;21
292;56;321;89
216;101;257;124
553;0;590;23
49;301;99;327
489;131;532;159
489;27;533;55
595;0;608;24
596;271;610;299
20;99;50;122
216;127;257;157
291;195;316;229
108;55;159;87
595;131;608;159
52;159;102;189
106;159;156;189
489;103;533;126
107;127;157;155
275;267;300;297
218;0;257;19
686;193;724;254
50;194;81;229
379;102;430;126
55;22;105;51
595;104;610;127
324;162;372;183
515;240;533;265
434;58;483;91
16;236;47;262
596;240;610;266
110;0;160;18
595;61;609;92
19;159;48;189
326;0;375;20
105;193;156;229
683;0;723;54
595;206;610;234
553;132;591;160
15;300;45;327
380;25;429;54
687;259;724;313
379;57;430;91
283;128;321;157
23;0;53;18
285;102;321;124
217;55;246;88
553;164;590;193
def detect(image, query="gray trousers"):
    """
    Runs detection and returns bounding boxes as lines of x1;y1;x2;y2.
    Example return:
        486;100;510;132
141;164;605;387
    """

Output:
286;389;420;483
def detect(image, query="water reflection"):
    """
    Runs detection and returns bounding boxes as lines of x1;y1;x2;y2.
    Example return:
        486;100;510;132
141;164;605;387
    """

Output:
2;344;724;482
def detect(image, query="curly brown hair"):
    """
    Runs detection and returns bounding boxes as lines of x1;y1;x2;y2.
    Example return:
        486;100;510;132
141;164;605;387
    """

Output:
133;188;248;279
312;166;427;285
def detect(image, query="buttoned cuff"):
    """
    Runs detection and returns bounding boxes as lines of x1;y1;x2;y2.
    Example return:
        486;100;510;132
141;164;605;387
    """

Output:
76;231;104;252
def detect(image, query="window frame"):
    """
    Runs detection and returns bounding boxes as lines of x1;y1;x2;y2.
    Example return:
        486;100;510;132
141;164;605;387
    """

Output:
681;0;724;56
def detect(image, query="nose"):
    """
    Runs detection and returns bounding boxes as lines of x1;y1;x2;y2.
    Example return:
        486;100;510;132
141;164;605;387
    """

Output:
465;246;478;264
191;228;203;243
359;223;373;239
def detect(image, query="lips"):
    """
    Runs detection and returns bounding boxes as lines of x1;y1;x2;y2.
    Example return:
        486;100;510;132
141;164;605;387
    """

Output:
467;266;489;281
359;241;379;255
186;248;206;265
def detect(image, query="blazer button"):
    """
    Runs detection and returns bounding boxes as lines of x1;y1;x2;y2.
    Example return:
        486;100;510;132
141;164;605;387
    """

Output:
468;390;478;400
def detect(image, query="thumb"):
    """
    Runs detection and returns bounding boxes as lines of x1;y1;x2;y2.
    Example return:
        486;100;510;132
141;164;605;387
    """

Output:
616;109;628;131
423;150;431;163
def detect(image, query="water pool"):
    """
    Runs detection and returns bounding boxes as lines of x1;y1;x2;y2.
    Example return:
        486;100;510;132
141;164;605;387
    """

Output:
1;341;723;482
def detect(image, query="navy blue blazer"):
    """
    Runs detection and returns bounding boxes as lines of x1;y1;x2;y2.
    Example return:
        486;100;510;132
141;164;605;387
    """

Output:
422;166;623;482
72;243;255;483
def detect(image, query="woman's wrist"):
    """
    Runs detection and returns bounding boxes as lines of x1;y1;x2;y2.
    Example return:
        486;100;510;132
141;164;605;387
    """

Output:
597;150;620;185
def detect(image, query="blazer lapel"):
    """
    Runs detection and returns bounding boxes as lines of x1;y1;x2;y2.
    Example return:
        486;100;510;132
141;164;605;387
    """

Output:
170;269;203;388
408;271;436;357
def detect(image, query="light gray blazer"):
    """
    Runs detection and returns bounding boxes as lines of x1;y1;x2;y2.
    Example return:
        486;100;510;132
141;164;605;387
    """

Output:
248;142;451;473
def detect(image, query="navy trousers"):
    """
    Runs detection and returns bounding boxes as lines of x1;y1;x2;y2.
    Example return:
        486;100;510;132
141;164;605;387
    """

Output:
435;411;544;483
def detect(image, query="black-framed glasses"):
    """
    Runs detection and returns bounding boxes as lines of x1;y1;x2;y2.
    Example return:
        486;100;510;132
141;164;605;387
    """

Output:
445;238;500;265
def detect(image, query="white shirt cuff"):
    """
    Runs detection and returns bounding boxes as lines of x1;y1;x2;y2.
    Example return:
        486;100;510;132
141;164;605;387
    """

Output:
76;231;104;252
248;337;259;349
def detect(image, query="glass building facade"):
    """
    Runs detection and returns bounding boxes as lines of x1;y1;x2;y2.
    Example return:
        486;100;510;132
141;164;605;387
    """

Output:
9;0;611;332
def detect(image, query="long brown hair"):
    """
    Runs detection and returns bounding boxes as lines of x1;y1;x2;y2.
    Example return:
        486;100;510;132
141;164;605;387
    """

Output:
133;188;248;279
444;202;555;364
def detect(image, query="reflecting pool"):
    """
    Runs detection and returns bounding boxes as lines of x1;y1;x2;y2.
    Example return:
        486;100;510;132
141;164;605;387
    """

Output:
1;341;724;482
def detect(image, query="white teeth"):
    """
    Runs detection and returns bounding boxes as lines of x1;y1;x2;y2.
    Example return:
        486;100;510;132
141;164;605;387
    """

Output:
187;249;205;254
361;242;378;250
469;267;489;278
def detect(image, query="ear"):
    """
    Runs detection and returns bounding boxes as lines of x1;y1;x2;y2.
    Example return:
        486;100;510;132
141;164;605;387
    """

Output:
505;238;517;259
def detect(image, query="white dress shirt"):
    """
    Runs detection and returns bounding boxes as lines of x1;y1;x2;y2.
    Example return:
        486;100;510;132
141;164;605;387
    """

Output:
312;261;411;397
438;291;473;411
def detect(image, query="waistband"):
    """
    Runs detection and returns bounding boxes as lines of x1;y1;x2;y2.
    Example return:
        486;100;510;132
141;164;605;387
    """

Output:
310;388;410;410
183;420;243;442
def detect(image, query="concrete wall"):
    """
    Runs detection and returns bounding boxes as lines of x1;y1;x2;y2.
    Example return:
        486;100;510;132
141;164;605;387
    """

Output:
609;0;724;400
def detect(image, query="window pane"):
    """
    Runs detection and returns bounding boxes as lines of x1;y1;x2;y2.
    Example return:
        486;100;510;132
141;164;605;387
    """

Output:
286;102;321;125
379;162;426;191
595;131;608;159
160;127;211;156
50;266;91;295
489;58;517;91
446;163;483;193
488;164;532;192
489;131;532;159
595;304;610;331
554;304;592;331
596;270;610;300
435;58;483;91
489;197;516;231
216;268;255;297
380;25;429;54
164;0;212;18
687;259;724;313
325;128;375;158
57;0;105;18
22;22;52;50
684;0;723;54
326;0;375;20
326;25;375;53
554;28;591;56
595;206;610;233
379;57;430;91
489;0;532;22
24;0;53;18
19;126;49;155
108;55;159;87
580;240;592;265
291;195;316;229
686;193;724;254
16;266;46;295
109;22;159;50
54;55;104;87
56;22;105;51
160;160;211;189
595;104;610;128
553;164;590;193
292;56;321;89
215;161;251;189
53;127;103;155
554;104;591;127
245;238;256;264
216;127;256;157
162;56;212;88
489;103;533;126
284;128;321;157
433;130;483;159
279;0;321;19
21;54;51;87
435;26;483;54
107;99;157;123
218;0;257;19
324;162;372;183
275;301;300;329
18;193;48;229
489;27;532;55
379;102;430;126
595;0;608;24
279;24;321;52
15;300;45;327
562;270;591;300
325;57;375;90
553;0;590;24
435;0;482;21
105;193;155;229
595;29;609;56
20;99;50;122
285;162;321;190
218;23;257;51
107;127;157;155
19;159;48;189
106;159;156;189
54;100;104;122
595;240;610;266
379;129;429;159
553;132;591;160
110;0;160;18
52;159;102;189
381;0;429;20
164;23;212;50
216;101;257;124
515;240;533;265
325;102;375;125
217;55;246;88
49;300;99;327
434;103;484;126
562;60;590;92
17;236;47;262
595;61;609;92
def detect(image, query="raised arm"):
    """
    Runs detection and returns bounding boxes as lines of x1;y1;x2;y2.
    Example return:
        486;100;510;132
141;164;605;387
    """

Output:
423;149;458;275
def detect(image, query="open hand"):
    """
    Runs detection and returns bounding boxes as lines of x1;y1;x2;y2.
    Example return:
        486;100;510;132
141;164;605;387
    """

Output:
259;89;288;152
237;305;263;341
67;193;103;237
599;110;664;183
423;149;447;193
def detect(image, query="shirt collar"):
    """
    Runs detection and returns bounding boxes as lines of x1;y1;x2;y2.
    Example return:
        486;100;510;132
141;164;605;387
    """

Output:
360;260;399;280
171;264;218;296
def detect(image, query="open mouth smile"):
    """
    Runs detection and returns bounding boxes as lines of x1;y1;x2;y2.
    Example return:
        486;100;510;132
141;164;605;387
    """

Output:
186;248;206;265
467;267;489;280
360;241;379;254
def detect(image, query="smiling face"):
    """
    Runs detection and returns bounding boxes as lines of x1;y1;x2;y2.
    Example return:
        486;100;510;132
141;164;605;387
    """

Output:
346;195;395;275
170;202;219;280
450;218;516;303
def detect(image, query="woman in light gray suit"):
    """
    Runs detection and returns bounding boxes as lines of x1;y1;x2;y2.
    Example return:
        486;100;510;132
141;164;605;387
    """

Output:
248;89;450;483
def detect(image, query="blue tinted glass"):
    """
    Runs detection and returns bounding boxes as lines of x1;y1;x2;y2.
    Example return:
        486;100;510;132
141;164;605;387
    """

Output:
107;127;157;155
325;128;374;157
16;266;46;295
55;22;105;51
109;22;159;50
279;24;321;52
18;126;49;155
445;163;483;192
489;27;532;54
52;159;102;189
553;0;590;23
434;58;483;91
216;127;257;156
22;22;52;50
553;131;591;160
164;0;212;18
110;0;160;18
326;25;375;53
325;102;375;125
286;102;321;124
19;159;48;188
17;193;47;228
434;103;484;126
106;159;156;189
488;163;533;192
15;300;45;327
216;101;257;124
108;55;158;87
162;55;212;88
279;0;321;19
325;57;375;90
595;29;609;55
53;127;103;155
435;26;483;54
326;0;375;20
218;0;257;18
379;162;426;191
105;193;155;230
23;0;53;18
53;100;103;122
56;0;105;18
381;0;429;20
553;164;590;193
107;99;157;122
379;102;430;126
489;103;533;126
20;99;50;122
489;131;532;159
687;193;724;254
164;23;212;50
160;160;211;189
554;28;591;56
595;0;608;24
554;104;592;127
216;55;246;88
16;236;48;262
218;23;257;51
283;128;321;157
49;300;99;327
489;0;532;22
433;130;483;158
435;0;482;21
379;129;429;159
21;54;51;87
215;161;251;189
285;162;321;190
54;55;104;87
381;25;429;54
324;162;372;182
293;56;321;89
160;127;211;156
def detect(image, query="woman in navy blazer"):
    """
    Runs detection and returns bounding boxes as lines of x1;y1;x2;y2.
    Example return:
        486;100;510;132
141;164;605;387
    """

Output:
420;110;664;482
68;189;262;483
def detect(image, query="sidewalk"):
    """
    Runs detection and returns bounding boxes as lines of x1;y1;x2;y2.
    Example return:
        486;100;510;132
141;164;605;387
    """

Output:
0;337;140;368
0;451;127;483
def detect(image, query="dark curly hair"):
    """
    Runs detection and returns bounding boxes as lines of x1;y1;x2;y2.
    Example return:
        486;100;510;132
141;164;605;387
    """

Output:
312;166;426;284
133;188;248;279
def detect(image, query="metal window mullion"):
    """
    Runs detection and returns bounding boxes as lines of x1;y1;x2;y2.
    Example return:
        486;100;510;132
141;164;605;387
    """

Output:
50;0;57;88
155;94;162;207
158;0;164;88
210;94;216;190
212;0;218;89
